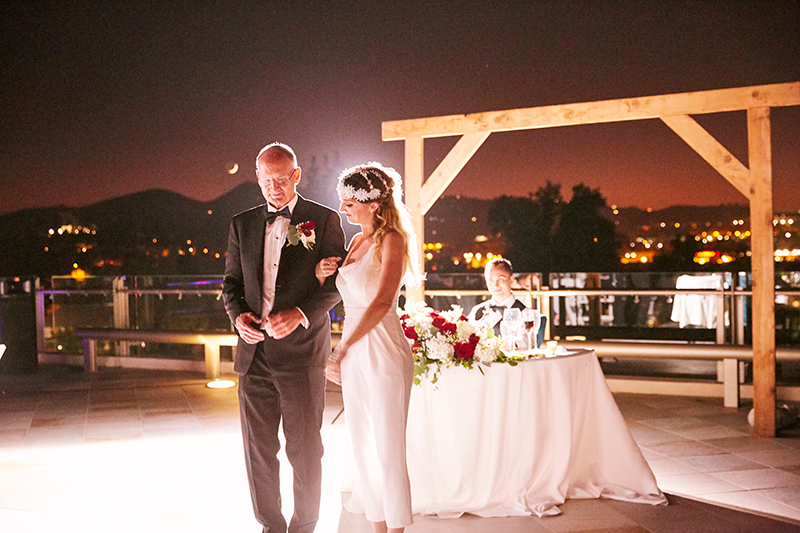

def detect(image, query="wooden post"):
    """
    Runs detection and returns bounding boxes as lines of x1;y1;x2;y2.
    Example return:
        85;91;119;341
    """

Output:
404;136;425;305
748;107;776;437
204;341;220;380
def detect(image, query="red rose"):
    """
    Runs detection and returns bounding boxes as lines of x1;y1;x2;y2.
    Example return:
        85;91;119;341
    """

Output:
298;221;315;236
440;322;457;336
403;326;418;340
469;333;480;346
454;341;475;360
431;315;446;328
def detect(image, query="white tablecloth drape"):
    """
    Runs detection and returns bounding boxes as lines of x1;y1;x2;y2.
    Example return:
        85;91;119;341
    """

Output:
406;349;668;518
670;274;722;328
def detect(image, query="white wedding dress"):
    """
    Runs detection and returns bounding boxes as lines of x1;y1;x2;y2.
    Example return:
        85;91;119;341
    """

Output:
336;242;414;528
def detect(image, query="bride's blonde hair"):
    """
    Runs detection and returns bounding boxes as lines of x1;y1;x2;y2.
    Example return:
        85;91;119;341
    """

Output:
337;162;423;287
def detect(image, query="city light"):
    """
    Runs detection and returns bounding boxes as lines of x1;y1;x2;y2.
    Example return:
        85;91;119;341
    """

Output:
692;250;735;265
775;249;800;262
70;268;87;282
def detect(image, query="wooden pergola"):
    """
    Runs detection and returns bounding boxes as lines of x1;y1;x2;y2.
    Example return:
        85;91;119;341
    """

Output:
383;82;800;437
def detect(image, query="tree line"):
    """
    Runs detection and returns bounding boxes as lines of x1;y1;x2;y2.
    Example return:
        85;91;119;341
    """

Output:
488;181;621;278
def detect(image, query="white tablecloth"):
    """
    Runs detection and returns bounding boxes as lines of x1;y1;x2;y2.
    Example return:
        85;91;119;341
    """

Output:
670;274;722;328
406;349;667;518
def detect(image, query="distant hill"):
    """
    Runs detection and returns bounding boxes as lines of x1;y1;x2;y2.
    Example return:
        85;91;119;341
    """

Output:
0;184;267;277
0;186;780;279
612;203;750;245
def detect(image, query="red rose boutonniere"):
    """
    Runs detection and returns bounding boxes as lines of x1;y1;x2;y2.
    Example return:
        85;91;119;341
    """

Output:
287;221;316;250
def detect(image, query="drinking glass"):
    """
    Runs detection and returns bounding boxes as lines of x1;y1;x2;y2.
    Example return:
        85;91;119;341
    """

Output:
501;308;525;352
503;307;522;323
522;308;540;350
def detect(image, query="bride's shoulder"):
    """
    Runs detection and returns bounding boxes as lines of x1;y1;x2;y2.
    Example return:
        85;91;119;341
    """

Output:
347;233;365;249
382;230;402;243
380;231;404;251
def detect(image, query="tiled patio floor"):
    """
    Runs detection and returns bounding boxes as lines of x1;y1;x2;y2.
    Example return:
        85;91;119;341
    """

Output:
1;365;800;532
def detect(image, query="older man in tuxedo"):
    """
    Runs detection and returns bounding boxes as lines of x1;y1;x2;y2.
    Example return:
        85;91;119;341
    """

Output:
223;142;346;533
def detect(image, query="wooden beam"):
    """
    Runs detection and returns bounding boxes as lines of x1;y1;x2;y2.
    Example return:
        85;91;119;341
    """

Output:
383;82;800;140
384;85;797;441
419;132;491;214
660;114;753;199
404;136;426;304
748;107;776;438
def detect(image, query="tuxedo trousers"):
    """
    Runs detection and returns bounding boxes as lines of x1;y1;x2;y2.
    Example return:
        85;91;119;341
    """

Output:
239;343;326;533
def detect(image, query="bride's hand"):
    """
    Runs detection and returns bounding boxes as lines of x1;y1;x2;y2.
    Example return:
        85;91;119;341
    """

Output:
325;359;342;386
325;343;347;385
315;256;341;285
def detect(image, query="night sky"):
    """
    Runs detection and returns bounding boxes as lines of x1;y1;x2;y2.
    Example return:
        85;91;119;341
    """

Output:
2;0;798;216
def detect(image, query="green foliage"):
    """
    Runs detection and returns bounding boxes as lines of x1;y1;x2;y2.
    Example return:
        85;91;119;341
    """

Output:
552;184;621;272
488;182;621;275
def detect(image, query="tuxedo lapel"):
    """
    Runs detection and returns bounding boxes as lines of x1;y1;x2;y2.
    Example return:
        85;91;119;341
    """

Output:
250;206;268;303
289;196;310;227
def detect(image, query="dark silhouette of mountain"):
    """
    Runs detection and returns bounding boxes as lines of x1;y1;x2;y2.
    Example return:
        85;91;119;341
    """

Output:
209;181;264;221
0;185;267;278
0;186;788;280
613;204;750;242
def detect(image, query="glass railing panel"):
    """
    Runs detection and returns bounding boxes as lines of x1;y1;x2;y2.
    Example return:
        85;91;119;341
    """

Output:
45;276;116;354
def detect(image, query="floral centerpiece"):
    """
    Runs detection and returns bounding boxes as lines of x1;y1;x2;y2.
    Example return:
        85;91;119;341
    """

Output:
399;301;519;385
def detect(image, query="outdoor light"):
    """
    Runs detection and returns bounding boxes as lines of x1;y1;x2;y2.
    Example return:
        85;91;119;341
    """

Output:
207;378;235;389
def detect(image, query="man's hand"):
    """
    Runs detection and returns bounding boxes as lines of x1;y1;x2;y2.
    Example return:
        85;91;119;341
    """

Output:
264;308;304;339
235;312;265;344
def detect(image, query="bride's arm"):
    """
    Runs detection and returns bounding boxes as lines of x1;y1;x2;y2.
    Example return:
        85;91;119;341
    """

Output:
332;232;404;360
315;233;361;286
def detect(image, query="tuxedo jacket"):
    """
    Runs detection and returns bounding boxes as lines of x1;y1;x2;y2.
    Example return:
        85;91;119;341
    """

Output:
471;298;527;337
223;195;347;374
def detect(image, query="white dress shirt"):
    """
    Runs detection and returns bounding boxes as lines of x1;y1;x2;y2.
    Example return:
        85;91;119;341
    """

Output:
261;196;298;322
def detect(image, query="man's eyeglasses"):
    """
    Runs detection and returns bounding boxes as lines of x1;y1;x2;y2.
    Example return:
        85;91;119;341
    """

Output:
258;168;297;186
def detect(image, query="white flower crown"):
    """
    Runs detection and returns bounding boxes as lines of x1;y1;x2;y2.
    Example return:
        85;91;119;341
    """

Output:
336;182;383;202
336;167;390;202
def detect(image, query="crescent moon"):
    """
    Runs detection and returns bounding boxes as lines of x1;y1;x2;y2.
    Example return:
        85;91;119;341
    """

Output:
227;162;239;174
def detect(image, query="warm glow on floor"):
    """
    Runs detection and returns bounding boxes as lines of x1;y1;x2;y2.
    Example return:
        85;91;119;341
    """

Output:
206;378;236;389
0;424;348;533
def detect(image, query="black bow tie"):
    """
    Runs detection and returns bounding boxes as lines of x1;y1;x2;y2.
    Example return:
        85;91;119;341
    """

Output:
265;206;291;224
489;304;506;313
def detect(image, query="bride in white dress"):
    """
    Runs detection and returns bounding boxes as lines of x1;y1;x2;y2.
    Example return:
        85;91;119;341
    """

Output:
316;163;421;533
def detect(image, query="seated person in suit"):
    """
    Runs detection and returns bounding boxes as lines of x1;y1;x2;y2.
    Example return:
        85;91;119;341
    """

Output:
468;258;527;337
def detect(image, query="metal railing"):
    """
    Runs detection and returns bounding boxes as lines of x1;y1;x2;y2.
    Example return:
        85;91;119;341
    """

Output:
28;273;800;402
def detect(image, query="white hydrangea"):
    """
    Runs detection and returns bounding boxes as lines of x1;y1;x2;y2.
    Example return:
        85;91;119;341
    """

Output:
427;335;455;361
401;302;432;331
475;336;502;363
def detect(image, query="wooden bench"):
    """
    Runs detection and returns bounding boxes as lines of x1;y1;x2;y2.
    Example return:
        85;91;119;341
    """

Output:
76;329;239;379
